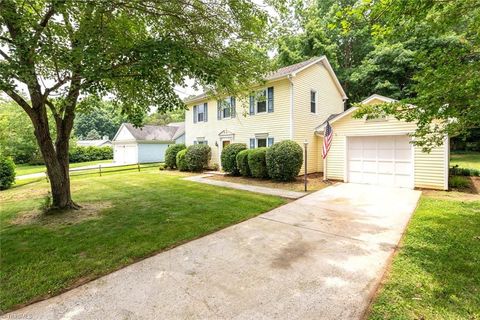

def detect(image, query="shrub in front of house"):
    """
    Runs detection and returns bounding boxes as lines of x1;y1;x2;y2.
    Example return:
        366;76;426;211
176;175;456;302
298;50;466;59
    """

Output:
176;149;188;171
221;143;247;175
185;144;211;172
266;140;303;181
236;149;251;177
165;144;186;169
0;156;16;190
248;147;269;178
449;165;480;177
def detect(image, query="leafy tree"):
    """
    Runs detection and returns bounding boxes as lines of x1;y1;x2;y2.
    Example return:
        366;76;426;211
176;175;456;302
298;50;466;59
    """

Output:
0;0;271;209
274;0;374;101
349;0;480;150
74;97;125;140
85;129;101;140
144;108;185;126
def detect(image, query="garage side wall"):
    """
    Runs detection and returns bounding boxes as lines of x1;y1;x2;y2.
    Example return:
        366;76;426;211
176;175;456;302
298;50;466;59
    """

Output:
325;113;447;190
138;143;169;163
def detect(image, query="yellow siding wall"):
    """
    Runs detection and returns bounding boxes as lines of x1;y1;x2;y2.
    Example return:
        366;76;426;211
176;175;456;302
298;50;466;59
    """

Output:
185;79;291;165
292;62;345;173
325;111;447;190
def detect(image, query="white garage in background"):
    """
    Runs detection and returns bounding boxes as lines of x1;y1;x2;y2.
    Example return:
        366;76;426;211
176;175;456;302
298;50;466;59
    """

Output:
112;122;185;164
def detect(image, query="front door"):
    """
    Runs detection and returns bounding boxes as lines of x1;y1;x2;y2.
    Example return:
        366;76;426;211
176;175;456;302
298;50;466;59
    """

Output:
222;140;230;148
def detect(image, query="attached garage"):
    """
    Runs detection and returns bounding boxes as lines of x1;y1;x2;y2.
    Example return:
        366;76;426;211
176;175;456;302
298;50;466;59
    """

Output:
347;135;413;189
112;123;185;164
316;94;449;190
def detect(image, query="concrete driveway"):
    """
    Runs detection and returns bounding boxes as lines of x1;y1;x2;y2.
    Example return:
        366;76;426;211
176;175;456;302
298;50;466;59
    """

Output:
3;183;421;320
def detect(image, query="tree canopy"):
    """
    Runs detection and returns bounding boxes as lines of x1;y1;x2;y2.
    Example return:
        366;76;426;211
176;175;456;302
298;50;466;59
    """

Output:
273;0;480;150
0;0;273;209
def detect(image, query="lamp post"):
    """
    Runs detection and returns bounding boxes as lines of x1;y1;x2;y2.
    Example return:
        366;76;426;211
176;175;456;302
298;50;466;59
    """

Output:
304;139;308;192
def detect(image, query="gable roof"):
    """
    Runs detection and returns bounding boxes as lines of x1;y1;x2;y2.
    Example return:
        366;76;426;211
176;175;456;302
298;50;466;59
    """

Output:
315;94;398;133
361;94;397;105
113;122;185;142
184;56;347;104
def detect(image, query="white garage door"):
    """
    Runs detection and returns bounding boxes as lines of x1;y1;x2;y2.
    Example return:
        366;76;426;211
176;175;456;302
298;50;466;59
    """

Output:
347;135;413;188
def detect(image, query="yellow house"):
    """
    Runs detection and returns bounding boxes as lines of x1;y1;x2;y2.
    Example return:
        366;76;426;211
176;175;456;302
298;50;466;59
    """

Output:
184;57;449;190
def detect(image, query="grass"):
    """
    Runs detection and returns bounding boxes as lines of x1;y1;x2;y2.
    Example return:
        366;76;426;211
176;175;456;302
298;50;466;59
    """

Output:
368;193;480;319
0;168;286;312
15;160;113;176
450;151;480;170
208;173;328;193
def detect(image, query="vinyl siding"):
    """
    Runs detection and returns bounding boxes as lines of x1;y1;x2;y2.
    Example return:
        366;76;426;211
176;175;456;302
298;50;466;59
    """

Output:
324;111;447;190
185;78;291;166
292;62;345;173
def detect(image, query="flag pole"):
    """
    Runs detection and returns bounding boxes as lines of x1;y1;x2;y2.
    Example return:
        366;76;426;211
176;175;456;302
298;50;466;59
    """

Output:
323;151;327;181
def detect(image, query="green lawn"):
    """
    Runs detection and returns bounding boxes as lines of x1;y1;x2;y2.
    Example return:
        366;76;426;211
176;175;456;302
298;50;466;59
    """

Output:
0;169;286;312
450;151;480;170
15;160;114;176
368;194;480;319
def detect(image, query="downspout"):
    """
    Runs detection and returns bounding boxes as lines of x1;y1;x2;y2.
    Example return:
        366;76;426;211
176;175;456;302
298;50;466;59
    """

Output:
288;74;295;140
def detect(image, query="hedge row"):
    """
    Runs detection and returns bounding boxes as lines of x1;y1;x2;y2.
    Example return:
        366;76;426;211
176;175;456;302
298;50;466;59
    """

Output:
176;144;211;172
69;146;113;163
223;140;304;181
450;165;480;177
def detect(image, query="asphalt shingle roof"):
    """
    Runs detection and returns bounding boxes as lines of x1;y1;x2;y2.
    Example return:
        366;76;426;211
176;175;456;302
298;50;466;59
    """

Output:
122;123;185;141
184;57;324;103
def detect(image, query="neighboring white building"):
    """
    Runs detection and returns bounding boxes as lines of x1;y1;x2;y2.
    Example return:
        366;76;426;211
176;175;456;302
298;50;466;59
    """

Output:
112;122;185;164
76;136;112;147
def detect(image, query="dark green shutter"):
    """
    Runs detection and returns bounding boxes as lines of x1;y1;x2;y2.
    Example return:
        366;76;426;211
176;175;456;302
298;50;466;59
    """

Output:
267;87;274;113
231;97;236;118
217;100;222;120
204;103;208;122
193;105;197;123
249;95;255;115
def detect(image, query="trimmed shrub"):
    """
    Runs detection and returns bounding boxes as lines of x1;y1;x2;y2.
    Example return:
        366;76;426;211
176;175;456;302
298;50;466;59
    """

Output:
449;175;470;189
221;143;247;175
0;156;16;190
266;140;303;181
236;149;251;177
69;146;113;163
165;144;186;169
185;144;211;172
176;149;188;171
248;147;268;178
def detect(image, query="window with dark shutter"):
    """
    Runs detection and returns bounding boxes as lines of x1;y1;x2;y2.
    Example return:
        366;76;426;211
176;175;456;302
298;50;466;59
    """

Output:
257;90;267;113
249;95;255;115
267;87;274;112
268;137;274;147
310;90;316;113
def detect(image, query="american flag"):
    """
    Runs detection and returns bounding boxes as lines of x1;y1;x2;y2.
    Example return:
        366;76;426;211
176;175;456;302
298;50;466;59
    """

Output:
322;121;333;159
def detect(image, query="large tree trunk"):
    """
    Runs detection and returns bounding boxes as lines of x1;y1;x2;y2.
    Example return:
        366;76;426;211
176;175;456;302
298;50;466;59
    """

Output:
30;97;79;210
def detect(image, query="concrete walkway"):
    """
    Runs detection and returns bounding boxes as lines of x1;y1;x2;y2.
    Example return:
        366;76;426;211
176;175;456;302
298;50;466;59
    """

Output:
183;174;307;199
2;183;421;320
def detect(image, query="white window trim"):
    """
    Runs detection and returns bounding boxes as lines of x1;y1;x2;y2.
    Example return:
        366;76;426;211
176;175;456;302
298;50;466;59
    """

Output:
197;104;206;122
256;89;267;114
220;98;233;120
